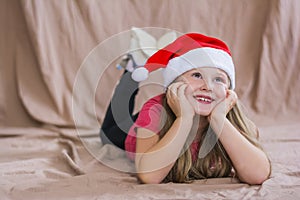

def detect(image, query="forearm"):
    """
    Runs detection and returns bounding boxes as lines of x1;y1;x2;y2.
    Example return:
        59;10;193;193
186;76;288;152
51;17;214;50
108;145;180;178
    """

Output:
210;117;270;184
136;116;193;183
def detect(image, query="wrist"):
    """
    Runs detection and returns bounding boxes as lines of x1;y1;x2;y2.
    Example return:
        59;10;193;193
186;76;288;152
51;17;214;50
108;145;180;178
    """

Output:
180;110;195;119
176;115;194;130
209;111;226;121
209;114;227;129
177;114;194;122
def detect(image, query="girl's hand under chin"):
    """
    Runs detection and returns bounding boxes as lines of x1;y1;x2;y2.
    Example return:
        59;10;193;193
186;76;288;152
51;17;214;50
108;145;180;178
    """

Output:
208;90;238;122
166;82;195;119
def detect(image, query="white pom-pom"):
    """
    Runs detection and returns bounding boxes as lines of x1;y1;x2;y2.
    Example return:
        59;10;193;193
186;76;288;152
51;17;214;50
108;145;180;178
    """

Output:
131;67;149;82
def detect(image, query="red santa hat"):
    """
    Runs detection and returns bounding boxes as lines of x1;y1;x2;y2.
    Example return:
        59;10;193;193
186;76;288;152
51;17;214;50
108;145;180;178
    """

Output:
131;33;235;89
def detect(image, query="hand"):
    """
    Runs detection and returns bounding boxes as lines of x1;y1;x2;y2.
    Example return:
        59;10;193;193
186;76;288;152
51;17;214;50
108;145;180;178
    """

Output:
209;90;238;122
166;82;195;119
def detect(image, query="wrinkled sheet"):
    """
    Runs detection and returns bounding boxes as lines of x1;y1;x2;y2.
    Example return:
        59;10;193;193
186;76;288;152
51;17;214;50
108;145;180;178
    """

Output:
1;123;299;200
1;0;300;199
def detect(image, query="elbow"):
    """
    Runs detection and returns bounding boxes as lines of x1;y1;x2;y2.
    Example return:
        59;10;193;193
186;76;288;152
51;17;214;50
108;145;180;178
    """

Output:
137;173;163;184
249;174;270;185
253;160;272;185
254;167;271;185
243;165;271;185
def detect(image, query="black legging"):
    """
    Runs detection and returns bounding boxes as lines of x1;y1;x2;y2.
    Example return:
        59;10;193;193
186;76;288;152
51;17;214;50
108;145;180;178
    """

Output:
100;71;139;150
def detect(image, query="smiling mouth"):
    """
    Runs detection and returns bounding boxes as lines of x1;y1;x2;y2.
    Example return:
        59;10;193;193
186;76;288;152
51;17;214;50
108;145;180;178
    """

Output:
194;95;213;104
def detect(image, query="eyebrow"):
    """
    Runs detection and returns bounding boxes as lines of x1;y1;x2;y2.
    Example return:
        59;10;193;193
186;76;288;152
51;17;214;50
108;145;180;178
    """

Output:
189;69;228;79
216;72;227;78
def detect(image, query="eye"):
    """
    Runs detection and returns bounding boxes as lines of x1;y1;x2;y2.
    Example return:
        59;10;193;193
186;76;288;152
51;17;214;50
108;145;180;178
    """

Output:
192;72;202;79
214;77;226;83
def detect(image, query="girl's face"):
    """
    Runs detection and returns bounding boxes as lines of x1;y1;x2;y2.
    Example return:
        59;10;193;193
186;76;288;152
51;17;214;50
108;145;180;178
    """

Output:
176;67;230;116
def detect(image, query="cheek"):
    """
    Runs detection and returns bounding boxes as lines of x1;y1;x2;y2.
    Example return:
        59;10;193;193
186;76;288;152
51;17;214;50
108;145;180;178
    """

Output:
214;85;228;98
184;82;196;95
185;86;193;95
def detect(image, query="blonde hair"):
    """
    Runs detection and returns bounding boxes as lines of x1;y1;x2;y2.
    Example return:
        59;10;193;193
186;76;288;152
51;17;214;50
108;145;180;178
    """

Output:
159;96;264;183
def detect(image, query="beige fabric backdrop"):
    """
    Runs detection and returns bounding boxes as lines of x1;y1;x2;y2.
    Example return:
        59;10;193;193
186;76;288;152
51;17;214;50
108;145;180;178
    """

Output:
1;0;299;129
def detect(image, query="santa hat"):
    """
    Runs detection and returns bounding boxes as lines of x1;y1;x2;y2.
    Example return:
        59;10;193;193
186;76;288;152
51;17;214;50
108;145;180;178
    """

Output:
131;33;235;89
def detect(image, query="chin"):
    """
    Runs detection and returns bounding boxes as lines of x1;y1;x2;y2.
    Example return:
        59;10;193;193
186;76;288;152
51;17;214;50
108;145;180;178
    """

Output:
193;103;213;116
189;99;214;117
194;109;211;116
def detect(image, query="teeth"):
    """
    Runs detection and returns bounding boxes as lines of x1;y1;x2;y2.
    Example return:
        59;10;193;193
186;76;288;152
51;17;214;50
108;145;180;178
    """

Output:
197;97;211;102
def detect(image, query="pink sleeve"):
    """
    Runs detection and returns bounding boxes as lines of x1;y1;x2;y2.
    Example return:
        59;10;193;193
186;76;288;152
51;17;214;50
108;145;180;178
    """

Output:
125;94;164;160
134;98;164;134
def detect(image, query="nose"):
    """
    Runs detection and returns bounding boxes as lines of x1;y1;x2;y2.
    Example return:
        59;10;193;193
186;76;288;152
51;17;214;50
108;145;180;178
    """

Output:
200;79;212;91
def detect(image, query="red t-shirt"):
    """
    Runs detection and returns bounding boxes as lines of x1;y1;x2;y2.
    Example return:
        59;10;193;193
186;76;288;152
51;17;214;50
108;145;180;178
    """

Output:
124;94;200;161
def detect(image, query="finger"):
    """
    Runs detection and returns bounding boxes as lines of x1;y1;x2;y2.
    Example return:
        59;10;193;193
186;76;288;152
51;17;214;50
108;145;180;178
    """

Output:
168;81;185;90
225;90;238;111
168;82;185;96
227;90;238;105
177;83;188;98
167;83;177;98
166;88;176;104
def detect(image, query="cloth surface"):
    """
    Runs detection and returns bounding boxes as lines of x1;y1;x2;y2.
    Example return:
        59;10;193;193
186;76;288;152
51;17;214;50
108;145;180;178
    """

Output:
1;0;300;199
1;124;299;200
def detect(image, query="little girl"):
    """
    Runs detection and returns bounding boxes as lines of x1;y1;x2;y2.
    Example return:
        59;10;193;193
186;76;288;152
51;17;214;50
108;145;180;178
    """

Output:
100;33;271;184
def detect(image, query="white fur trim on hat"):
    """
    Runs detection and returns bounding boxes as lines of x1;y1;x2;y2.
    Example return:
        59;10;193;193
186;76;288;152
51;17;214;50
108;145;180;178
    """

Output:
131;67;149;82
163;47;235;89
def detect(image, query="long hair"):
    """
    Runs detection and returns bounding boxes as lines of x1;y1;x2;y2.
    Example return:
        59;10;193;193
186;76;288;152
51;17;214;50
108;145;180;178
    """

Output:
159;95;263;183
